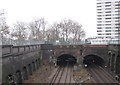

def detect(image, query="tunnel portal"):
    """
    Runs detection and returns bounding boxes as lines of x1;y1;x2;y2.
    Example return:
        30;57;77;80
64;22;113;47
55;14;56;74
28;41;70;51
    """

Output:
57;54;77;66
83;55;105;67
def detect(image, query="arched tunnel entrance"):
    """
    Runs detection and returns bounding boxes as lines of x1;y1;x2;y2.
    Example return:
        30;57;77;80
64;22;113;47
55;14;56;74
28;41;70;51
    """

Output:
83;55;105;67
57;54;77;66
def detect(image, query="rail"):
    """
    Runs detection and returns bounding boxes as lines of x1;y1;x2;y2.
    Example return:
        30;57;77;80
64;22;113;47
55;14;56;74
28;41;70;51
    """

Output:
49;65;73;84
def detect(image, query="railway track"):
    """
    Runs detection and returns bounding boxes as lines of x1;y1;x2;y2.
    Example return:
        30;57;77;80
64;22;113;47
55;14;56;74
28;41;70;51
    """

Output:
87;64;118;84
49;65;73;84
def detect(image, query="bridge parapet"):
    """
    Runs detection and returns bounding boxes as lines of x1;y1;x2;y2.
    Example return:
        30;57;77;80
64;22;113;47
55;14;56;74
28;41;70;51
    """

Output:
1;44;52;84
53;45;83;57
53;45;83;49
108;44;120;52
2;45;12;56
53;44;109;62
2;45;41;57
82;44;108;62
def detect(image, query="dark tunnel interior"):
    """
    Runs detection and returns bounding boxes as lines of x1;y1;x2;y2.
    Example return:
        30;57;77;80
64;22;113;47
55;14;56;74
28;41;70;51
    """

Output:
57;54;77;66
83;55;105;67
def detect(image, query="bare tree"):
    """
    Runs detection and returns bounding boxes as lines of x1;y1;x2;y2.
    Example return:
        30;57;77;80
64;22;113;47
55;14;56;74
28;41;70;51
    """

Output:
28;18;47;40
71;22;83;42
0;9;9;38
28;22;38;40
60;19;74;41
11;21;27;40
51;23;60;41
40;18;46;39
45;28;55;42
50;19;72;42
45;23;60;42
51;19;85;43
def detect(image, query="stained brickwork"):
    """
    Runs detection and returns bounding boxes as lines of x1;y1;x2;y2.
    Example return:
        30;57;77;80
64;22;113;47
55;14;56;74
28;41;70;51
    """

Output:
1;44;119;84
1;44;52;84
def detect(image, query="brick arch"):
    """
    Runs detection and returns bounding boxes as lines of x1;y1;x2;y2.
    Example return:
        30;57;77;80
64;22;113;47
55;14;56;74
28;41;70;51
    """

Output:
53;45;81;59
57;53;77;58
55;51;78;58
83;54;104;61
83;53;104;60
83;54;105;66
82;50;106;59
83;54;100;57
108;51;112;56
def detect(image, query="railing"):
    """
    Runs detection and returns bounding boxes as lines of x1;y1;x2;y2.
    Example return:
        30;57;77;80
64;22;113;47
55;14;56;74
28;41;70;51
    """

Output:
53;41;86;45
0;37;87;46
1;37;45;46
2;44;41;57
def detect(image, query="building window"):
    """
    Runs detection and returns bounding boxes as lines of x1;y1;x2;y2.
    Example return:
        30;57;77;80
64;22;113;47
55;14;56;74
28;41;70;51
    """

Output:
97;27;102;29
115;7;119;9
115;23;120;25
105;8;111;10
97;21;102;23
105;11;111;13
115;4;120;6
97;18;102;20
105;27;111;29
97;12;102;13
115;30;118;32
115;14;120;16
115;1;120;3
105;2;111;4
97;24;102;26
115;20;118;22
97;3;101;4
105;14;111;16
105;5;111;7
105;21;111;22
115;17;120;19
97;30;102;32
106;37;111;38
115;10;120;12
97;9;102;10
105;24;111;25
105;18;111;19
98;34;102;35
105;30;111;32
97;6;102;7
116;27;119;29
97;15;102;17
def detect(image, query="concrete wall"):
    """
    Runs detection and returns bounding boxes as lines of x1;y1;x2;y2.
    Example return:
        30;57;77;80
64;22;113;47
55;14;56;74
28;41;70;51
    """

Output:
1;44;53;84
107;44;120;82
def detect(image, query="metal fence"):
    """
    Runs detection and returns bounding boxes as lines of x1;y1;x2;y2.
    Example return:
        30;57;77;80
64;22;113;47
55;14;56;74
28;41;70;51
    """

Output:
1;37;45;46
1;38;86;46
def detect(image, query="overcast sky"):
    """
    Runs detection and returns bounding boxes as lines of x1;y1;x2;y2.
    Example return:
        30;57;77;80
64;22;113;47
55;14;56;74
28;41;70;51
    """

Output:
0;0;97;38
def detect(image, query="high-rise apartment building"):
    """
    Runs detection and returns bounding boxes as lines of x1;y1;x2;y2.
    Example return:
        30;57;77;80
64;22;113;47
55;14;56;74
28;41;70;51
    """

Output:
96;0;120;44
